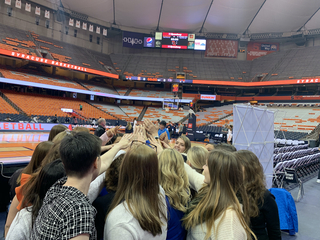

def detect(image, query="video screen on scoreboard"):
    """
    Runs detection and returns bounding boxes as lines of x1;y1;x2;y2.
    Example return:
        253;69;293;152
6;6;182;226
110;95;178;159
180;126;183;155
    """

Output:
161;32;189;49
194;39;206;50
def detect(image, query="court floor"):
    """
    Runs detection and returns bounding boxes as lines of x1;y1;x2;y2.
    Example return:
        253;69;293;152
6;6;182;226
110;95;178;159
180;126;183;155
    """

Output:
0;132;205;164
0;132;49;164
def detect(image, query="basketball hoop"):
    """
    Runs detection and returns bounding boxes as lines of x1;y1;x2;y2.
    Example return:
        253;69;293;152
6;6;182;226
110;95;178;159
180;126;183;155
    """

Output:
163;97;180;110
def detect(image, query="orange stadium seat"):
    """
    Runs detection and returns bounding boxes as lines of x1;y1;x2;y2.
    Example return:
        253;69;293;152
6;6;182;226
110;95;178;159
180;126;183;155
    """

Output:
0;97;18;114
2;90;116;120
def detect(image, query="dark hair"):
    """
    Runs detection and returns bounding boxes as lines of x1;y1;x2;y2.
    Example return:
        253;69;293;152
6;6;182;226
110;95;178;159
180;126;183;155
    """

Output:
160;120;166;126
214;143;237;152
106;133;124;145
18;141;53;184
21;160;66;227
60;132;101;177
48;124;68;141
104;154;124;192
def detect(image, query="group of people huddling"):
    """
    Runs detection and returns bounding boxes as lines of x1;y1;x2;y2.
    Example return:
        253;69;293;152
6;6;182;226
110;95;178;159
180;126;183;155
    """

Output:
4;119;281;240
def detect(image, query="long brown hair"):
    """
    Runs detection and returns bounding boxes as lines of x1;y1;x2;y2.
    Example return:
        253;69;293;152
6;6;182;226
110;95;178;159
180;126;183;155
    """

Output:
17;141;53;184
158;149;190;212
182;150;255;240
48;124;68;141
108;145;167;236
235;150;266;218
40;141;62;167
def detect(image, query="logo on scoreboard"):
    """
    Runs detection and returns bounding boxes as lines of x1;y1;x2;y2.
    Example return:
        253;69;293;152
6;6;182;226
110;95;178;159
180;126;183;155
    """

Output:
144;37;155;48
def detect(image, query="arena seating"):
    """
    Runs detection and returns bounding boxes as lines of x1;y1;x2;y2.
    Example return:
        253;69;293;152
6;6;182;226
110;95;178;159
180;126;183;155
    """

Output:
0;96;18;114
120;106;144;119
143;107;188;122
30;33;105;71
0;113;30;122
83;83;118;95
2;90;112;120
0;24;37;56
129;89;174;98
93;103;131;121
196;105;233;125
116;87;128;95
0;68;86;90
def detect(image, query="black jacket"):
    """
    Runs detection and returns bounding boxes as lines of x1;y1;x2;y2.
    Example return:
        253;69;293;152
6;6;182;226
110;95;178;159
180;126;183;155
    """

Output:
94;125;105;137
250;190;281;240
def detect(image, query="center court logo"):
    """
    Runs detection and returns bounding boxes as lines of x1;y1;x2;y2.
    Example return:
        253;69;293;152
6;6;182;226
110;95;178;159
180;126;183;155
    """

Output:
123;37;143;46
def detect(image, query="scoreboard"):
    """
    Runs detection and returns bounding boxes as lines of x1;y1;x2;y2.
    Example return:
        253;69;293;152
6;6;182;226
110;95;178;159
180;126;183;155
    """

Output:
145;32;206;51
161;32;189;49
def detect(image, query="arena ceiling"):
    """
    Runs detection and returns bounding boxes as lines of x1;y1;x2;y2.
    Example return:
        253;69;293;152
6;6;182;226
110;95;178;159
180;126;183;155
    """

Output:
61;0;320;35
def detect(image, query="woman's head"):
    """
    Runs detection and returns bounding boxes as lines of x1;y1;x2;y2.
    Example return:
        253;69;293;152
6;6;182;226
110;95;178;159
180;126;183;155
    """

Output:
126;122;132;130
48;124;68;141
73;126;90;133
40;141;62;167
19;141;54;183
109;144;166;236
187;146;208;173
52;130;69;144
174;135;191;153
158;149;190;212
183;150;253;239
104;154;124;192
235;150;266;218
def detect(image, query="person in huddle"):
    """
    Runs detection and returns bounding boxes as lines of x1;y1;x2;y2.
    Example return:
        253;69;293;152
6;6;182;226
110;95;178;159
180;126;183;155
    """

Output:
5;141;53;237
92;154;125;240
182;150;256;240
95;118;107;137
9;141;53;200
235;150;281;240
31;132;129;240
6;160;66;240
187;146;208;174
158;120;171;140
125;121;133;133
47;124;68;141
104;144;168;240
158;149;190;240
174;135;191;154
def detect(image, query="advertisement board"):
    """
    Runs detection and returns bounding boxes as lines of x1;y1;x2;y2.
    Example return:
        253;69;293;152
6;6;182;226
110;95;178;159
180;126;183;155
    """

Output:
200;94;216;100
0;122;71;131
205;40;238;58
194;39;206;51
144;37;155;48
122;31;144;49
247;42;279;60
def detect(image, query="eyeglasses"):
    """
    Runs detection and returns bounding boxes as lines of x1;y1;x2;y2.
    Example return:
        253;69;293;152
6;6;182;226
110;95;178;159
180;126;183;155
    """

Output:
130;140;157;151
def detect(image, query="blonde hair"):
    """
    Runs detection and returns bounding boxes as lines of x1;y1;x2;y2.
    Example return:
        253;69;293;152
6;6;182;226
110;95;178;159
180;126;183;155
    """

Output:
52;130;68;143
182;150;256;240
126;121;132;130
158;149;190;212
187;146;208;173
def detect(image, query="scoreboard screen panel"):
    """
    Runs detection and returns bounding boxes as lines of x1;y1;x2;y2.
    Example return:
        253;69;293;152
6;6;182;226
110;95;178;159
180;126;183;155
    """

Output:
161;32;188;49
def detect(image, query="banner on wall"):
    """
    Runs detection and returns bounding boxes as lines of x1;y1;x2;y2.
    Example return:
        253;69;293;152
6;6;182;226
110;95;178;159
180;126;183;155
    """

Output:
5;0;11;5
205;39;238;58
15;0;21;9
35;6;40;15
69;18;74;26
76;20;80;28
82;22;87;30
103;29;107;36
89;25;93;32
45;10;50;19
25;3;31;12
247;42;279;60
122;31;143;49
96;26;100;34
